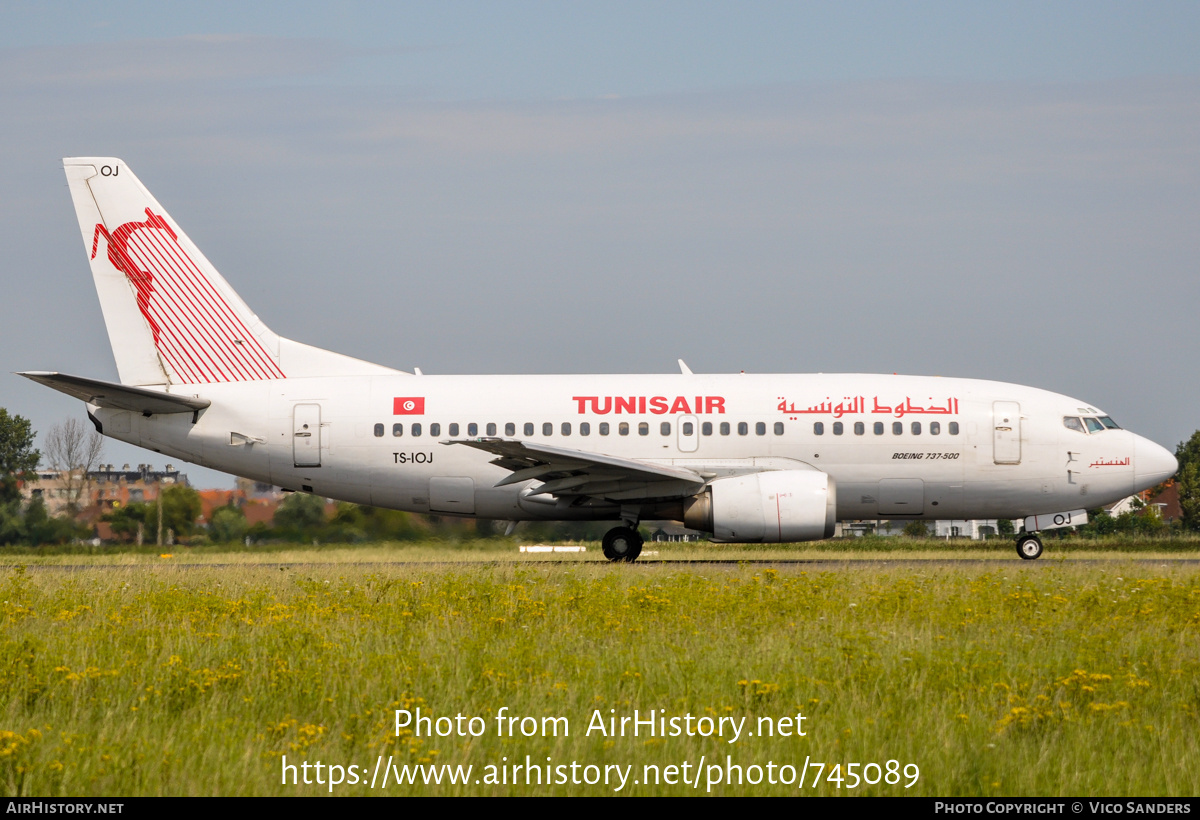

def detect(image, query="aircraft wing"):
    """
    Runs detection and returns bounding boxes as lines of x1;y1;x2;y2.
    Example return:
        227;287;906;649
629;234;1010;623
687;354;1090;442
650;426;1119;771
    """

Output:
445;438;707;502
17;372;210;415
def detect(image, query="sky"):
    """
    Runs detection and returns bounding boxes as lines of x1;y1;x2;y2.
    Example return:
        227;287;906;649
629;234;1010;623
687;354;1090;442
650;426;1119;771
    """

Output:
1;1;1198;489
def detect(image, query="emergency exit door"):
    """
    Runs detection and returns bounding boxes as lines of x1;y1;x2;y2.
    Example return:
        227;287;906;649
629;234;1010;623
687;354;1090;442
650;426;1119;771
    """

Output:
993;401;1021;465
677;415;699;452
293;404;322;467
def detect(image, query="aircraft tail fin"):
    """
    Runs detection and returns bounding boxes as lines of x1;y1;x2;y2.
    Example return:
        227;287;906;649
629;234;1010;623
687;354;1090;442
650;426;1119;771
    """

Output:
63;158;401;386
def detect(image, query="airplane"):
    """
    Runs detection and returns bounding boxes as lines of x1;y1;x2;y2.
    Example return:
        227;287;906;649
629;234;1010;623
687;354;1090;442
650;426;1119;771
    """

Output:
20;157;1179;562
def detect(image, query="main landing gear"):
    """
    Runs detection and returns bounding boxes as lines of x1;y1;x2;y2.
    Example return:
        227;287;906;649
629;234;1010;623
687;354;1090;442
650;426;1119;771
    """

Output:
1016;533;1043;560
602;526;643;563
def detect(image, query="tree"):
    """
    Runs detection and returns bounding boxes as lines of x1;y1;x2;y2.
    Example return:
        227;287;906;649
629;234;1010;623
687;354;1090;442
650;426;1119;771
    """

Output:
105;486;203;544
1117;505;1167;535
273;493;328;540
21;495;84;546
103;502;154;541
1177;431;1200;532
1087;508;1118;536
43;417;104;514
209;504;248;543
159;485;202;537
343;503;419;541
0;409;40;504
902;520;930;537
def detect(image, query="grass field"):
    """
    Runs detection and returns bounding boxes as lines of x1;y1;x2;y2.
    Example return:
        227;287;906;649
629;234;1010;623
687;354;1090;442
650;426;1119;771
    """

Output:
2;533;1199;565
0;541;1197;796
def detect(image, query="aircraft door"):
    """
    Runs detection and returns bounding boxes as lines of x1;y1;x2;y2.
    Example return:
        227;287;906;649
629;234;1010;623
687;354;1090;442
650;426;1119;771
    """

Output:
293;403;322;468
678;415;699;452
993;401;1022;465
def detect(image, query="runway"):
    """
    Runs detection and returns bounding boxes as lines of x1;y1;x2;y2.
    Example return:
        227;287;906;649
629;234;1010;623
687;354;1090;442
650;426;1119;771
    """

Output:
11;556;1200;571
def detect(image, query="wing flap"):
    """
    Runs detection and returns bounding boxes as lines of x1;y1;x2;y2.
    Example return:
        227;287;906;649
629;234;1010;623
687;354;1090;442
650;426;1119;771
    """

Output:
446;438;706;502
18;372;210;415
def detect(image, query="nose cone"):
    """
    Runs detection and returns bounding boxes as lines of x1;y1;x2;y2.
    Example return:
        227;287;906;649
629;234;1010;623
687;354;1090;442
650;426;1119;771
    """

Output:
1134;436;1178;491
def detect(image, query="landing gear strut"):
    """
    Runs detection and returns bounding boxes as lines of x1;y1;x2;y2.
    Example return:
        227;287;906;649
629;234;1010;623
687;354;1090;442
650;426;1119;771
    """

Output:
1016;533;1043;560
602;526;643;562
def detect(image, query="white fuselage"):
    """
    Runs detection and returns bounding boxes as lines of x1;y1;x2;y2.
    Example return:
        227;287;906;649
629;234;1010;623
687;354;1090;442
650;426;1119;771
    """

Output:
45;157;1181;552
90;372;1172;524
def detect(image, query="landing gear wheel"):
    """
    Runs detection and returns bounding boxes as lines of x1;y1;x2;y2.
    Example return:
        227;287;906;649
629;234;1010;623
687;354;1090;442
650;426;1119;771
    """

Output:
1016;534;1043;560
602;526;643;563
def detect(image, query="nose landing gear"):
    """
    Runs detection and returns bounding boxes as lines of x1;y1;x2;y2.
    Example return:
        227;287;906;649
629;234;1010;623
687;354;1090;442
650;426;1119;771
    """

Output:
602;526;644;562
1016;534;1043;560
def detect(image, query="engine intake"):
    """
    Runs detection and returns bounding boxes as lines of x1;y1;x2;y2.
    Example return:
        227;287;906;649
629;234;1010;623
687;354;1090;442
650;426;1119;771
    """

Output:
683;470;836;543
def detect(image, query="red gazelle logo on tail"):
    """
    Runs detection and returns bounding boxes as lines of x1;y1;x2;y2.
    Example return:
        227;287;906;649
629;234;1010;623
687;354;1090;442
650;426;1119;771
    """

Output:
91;208;285;383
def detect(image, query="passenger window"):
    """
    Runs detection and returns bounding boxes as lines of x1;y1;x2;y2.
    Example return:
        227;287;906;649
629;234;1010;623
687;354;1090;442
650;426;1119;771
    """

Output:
756;422;766;436
661;422;671;436
562;422;572;436
1084;417;1104;434
581;422;590;436
638;422;649;436
930;421;940;435
393;423;403;437
524;422;534;437
911;422;921;435
832;422;843;436
1099;416;1120;430
853;421;864;436
738;422;749;436
682;422;693;435
874;422;884;435
466;423;476;436
774;422;784;435
1063;417;1085;434
411;423;422;437
720;422;730;436
893;422;903;435
619;422;629;436
486;423;496;436
430;423;441;436
702;422;712;436
814;422;824;435
505;422;516;436
543;422;553;436
948;422;959;435
449;423;460;436
373;423;384;437
600;422;610;436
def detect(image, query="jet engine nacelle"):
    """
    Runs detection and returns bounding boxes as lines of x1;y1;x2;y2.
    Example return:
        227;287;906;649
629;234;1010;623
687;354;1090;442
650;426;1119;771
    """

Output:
683;470;837;543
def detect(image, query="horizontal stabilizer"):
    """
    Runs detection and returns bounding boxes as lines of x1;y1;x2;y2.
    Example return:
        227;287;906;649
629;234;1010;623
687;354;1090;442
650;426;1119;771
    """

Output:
17;372;210;415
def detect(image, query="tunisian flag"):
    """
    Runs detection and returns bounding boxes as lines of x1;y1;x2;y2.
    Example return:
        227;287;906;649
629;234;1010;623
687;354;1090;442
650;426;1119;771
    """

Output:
393;397;425;415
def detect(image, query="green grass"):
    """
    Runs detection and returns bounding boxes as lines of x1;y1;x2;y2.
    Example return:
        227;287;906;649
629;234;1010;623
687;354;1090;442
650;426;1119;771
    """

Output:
0;551;1196;795
3;533;1200;565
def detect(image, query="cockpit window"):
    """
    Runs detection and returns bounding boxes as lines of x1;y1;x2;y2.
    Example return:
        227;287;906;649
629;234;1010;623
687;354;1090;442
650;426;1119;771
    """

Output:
1063;417;1085;434
1084;417;1105;434
1099;416;1120;430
